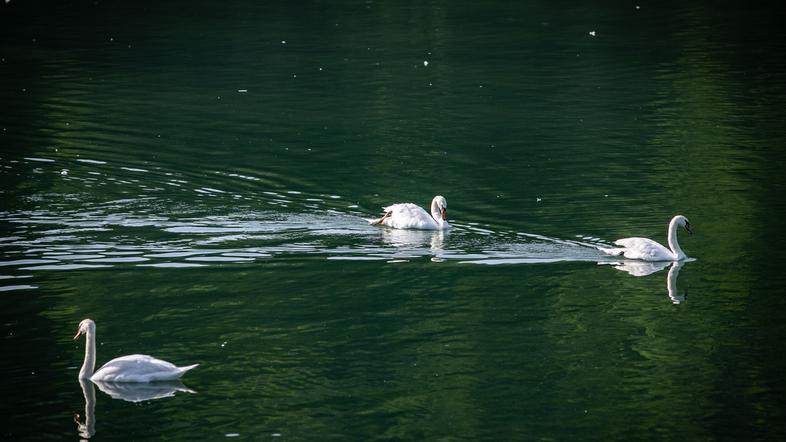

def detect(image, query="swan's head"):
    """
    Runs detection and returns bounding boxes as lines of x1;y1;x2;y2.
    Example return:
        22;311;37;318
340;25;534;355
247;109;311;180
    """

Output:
673;215;692;235
431;195;448;221
74;318;96;340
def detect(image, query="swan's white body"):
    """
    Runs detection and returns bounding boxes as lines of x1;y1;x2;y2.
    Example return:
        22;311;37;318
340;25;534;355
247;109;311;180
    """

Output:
599;215;692;261
370;195;450;230
75;318;198;383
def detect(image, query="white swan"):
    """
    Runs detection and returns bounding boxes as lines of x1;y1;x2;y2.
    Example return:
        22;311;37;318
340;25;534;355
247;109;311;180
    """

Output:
369;195;450;230
599;215;692;261
74;318;198;382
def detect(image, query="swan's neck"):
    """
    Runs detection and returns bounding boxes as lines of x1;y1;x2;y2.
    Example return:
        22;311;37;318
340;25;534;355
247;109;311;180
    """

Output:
79;328;96;380
430;202;446;228
667;218;685;260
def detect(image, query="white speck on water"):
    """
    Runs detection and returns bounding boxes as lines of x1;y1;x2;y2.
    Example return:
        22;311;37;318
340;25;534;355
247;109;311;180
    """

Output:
225;433;239;437
281;40;286;44
272;433;281;437
109;37;114;42
220;341;227;348
636;5;641;9
604;194;609;197
589;31;597;37
238;89;247;93
536;197;542;202
319;67;323;71
423;60;429;66
60;169;68;176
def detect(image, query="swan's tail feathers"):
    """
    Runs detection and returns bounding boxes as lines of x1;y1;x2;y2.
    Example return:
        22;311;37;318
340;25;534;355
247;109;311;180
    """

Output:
177;364;199;377
598;246;625;256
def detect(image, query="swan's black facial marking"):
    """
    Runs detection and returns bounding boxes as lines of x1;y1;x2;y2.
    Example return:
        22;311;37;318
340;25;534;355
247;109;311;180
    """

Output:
685;221;693;235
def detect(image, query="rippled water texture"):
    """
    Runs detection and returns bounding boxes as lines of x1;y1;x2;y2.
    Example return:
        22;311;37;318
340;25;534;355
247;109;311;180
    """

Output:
2;1;786;440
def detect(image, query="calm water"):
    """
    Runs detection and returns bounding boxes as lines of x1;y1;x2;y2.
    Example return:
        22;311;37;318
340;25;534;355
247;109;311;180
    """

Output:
2;1;786;440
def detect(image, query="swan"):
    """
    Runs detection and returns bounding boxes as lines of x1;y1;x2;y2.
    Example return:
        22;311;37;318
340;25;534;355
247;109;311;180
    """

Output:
369;195;450;230
74;318;198;382
599;215;692;261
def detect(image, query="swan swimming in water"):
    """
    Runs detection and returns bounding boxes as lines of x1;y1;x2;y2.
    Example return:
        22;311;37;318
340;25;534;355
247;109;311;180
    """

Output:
369;195;450;230
74;318;198;382
599;215;692;261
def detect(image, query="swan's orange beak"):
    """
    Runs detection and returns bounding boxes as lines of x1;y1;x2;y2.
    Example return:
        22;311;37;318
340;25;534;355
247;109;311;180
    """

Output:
441;208;447;220
73;328;82;341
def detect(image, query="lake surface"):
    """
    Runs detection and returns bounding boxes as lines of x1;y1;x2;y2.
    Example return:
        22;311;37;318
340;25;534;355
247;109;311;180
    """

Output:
2;1;786;440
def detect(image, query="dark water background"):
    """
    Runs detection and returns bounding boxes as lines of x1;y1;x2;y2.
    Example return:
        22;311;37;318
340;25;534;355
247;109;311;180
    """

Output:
2;0;786;440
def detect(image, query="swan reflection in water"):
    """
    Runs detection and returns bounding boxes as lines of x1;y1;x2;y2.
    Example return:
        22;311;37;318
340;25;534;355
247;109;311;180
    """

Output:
75;379;96;440
75;378;195;438
93;379;195;403
604;260;689;304
380;228;446;261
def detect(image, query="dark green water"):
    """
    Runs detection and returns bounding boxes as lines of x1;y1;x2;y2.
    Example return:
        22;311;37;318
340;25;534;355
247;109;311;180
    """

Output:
2;1;786;440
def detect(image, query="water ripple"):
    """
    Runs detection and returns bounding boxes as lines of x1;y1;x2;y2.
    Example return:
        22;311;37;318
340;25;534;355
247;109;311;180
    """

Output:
0;156;612;279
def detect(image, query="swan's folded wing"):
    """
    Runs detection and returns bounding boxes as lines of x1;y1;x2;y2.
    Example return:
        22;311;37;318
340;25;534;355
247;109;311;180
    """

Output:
93;354;182;382
384;202;417;214
382;203;437;229
614;237;672;260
